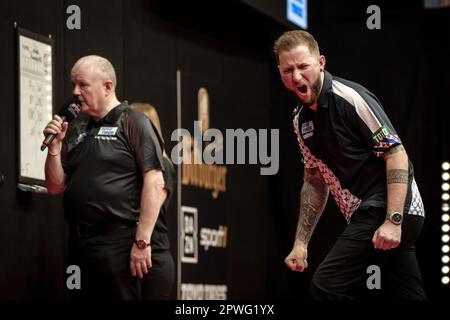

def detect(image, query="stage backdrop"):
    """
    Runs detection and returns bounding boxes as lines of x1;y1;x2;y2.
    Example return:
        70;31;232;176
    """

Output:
176;71;229;299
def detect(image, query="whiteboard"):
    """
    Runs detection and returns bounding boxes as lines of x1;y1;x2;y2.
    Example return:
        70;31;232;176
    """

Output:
17;28;53;186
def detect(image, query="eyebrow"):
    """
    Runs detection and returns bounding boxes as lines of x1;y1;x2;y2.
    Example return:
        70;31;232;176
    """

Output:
281;62;308;69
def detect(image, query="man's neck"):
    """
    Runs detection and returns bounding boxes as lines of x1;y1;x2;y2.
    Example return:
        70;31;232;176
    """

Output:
308;103;318;112
93;98;121;121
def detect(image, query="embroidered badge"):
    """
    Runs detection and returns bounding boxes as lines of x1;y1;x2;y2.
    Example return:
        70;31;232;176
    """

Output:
301;121;314;139
98;127;118;136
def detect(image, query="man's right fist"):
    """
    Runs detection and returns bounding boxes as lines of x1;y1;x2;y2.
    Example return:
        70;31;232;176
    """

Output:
285;246;308;272
43;115;69;144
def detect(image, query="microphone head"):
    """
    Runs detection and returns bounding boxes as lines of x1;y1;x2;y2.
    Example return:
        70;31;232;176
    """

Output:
57;96;82;122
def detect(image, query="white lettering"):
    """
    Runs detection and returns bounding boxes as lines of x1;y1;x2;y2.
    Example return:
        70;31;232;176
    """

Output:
181;283;227;300
66;5;81;30
366;5;381;30
200;225;228;251
366;264;381;289
66;265;81;290
171;122;279;175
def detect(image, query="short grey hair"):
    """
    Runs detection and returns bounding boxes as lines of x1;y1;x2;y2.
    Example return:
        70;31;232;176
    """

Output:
74;55;117;87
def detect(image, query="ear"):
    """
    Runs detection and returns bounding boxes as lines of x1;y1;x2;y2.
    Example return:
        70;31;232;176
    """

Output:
104;80;114;96
319;55;326;71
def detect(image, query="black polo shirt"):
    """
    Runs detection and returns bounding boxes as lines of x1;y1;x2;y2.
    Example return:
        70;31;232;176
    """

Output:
151;156;176;251
293;71;425;223
61;102;164;226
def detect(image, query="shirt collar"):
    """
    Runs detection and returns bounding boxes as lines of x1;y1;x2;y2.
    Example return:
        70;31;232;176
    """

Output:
88;101;128;127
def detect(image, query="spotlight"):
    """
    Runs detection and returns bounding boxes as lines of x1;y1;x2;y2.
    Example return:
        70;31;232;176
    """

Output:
443;162;450;171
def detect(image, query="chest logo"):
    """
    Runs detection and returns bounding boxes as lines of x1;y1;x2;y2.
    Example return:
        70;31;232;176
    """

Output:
301;121;314;139
98;127;118;136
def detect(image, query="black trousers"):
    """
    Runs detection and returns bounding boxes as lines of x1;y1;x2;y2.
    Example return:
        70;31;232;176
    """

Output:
67;223;174;300
140;249;175;300
67;223;138;300
310;207;426;300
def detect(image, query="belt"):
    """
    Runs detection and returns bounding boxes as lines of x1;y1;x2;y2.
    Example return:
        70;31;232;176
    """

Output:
74;221;137;238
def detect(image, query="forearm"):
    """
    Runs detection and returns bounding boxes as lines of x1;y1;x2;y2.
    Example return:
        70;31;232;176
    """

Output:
295;175;329;247
44;143;65;194
135;170;166;242
385;145;409;214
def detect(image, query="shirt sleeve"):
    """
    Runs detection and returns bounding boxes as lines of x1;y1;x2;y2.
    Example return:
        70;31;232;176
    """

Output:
125;110;164;173
343;87;402;158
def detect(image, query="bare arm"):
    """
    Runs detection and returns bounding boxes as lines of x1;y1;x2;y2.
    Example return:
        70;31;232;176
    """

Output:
285;166;329;272
43;115;67;194
44;143;66;194
136;169;167;241
130;168;167;278
372;144;409;250
294;166;329;247
384;144;409;217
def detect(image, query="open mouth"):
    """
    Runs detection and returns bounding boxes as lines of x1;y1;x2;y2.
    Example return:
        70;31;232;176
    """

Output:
297;85;307;95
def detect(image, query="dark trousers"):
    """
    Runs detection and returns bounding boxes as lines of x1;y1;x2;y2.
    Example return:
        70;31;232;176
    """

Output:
311;207;426;300
141;249;175;300
66;223;175;300
67;223;139;300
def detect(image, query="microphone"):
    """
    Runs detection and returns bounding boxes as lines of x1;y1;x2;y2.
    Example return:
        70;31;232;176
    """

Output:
40;95;82;151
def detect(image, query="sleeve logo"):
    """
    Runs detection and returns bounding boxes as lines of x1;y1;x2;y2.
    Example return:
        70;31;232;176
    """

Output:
372;126;390;144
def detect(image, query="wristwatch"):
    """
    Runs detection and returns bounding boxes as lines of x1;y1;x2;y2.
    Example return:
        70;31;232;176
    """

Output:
134;239;150;249
386;212;403;225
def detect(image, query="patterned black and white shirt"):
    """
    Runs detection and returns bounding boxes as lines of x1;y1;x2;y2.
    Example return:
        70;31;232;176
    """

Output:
293;71;425;223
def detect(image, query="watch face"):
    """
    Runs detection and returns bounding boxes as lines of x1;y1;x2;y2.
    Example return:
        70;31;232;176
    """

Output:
391;213;403;224
136;240;147;249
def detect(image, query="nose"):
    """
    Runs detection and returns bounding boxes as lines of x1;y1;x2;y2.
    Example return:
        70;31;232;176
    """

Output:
293;69;302;82
73;85;80;96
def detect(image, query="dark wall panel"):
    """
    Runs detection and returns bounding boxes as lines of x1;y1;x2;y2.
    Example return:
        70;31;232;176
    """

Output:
63;0;125;98
0;0;67;299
